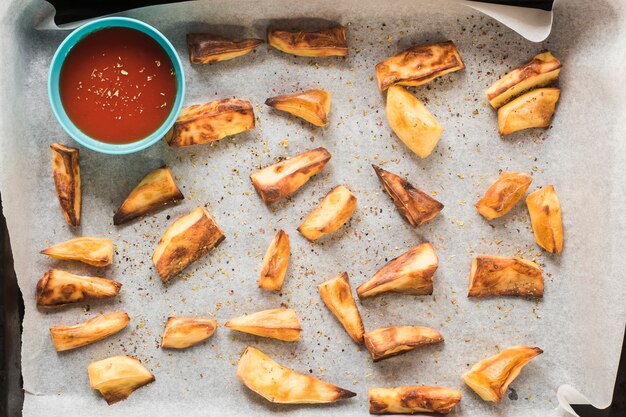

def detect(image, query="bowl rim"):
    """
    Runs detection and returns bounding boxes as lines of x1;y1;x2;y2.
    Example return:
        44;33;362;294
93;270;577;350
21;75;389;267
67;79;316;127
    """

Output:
48;16;185;155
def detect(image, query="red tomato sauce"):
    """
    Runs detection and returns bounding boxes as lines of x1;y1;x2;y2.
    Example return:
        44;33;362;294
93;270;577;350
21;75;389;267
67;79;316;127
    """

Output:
59;27;177;144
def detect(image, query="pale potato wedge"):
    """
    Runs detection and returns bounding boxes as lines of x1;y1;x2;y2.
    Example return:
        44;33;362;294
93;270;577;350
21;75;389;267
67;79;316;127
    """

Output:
497;88;560;135
161;317;217;349
225;308;301;341
462;345;542;403
357;242;438;299
526;185;563;254
258;230;290;291
152;207;225;283
468;255;543;298
36;269;121;307
268;27;348;57
265;89;331;126
369;386;462;415
187;33;263;64
49;312;130;352
237;346;356;403
318;272;364;344
50;143;81;226
88;356;155;405
475;171;532;220
363;326;443;362
41;237;113;267
298;185;357;241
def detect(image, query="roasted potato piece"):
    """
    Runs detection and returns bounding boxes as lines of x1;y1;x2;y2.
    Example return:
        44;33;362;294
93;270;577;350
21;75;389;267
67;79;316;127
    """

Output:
468;255;543;298
462;345;543;402
165;98;255;147
385;86;443;158
318;272;364;344
364;326;443;362
36;269;121;307
41;237;113;267
258;230;290;291
250;147;331;205
298;185;357;241
486;51;561;109
357;242;438;299
113;166;184;225
50;143;81;226
375;41;464;91
49;312;130;352
526;185;563;254
369;386;462;415
225;308;301;341
373;165;443;227
265;89;331;126
161;317;217;349
88;355;155;405
152;207;225;283
268;27;348;57
237;346;356;403
475;171;532;220
498;88;560;135
187;33;263;64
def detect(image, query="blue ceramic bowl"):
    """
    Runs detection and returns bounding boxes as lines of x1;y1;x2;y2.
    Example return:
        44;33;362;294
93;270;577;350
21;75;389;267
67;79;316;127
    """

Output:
48;17;185;155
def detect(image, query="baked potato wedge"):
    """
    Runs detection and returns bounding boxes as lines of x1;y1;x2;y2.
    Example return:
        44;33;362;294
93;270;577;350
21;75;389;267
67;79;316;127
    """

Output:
497;88;560;135
375;41;464;91
268;27;348;57
318;272;364;344
265;89;331;126
364;326;443;362
41;237;113;267
258;230;290;291
369;386;462;415
468;255;543;298
161;317;217;349
237;346;356;403
36;269;121;307
152;207;225;283
49;312;130;352
486;51;561;109
357;242;438;299
225;308;301;341
165;98;255;147
50;143;81;226
526;185;563;253
88;355;155;405
113;166;184;225
250;147;331;205
298;185;357;241
462;345;543;402
475;171;532;220
187;33;263;64
373;165;443;227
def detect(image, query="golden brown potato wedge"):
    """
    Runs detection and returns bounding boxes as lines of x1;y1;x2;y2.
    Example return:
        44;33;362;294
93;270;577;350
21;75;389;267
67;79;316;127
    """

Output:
375;41;464;91
373;165;444;227
237;346;356;403
49;312;130;352
298;185;357;241
41;237;113;267
258;230;290;291
88;355;155;405
250;147;331;205
498;88;560;135
225;308;301;341
363;326;443;362
526;185;563;254
318;272;364;344
187;33;263;64
486;51;561;109
475;171;532;220
113;166;184;225
462;345;542;402
357;242;438;299
165;98;255;147
369;386;462;415
268;27;348;57
468;255;543;298
161;317;217;349
36;269;121;307
266;89;331;126
152;207;225;283
385;86;443;158
50;143;81;226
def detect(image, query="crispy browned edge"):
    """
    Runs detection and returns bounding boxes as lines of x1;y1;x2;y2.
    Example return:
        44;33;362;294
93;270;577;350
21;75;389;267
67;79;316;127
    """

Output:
363;326;444;362
50;143;80;226
467;256;544;298
187;33;264;64
35;269;122;307
267;27;348;56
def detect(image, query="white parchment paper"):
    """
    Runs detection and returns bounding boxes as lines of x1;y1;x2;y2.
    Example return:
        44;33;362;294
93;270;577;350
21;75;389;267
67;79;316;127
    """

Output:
1;0;625;416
